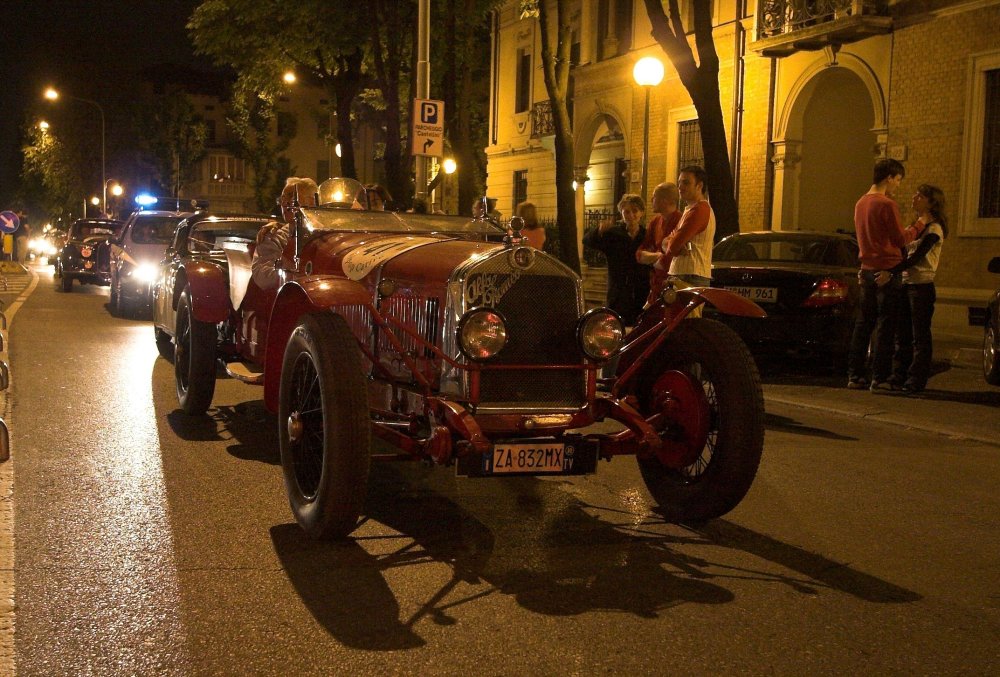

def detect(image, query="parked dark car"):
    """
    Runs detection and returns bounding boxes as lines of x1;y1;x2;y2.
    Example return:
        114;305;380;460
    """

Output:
707;231;860;362
152;212;270;358
154;177;768;540
109;209;195;317
983;256;1000;386
56;218;123;292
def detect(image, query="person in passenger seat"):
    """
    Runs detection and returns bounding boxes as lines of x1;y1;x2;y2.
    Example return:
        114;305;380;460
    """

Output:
251;177;318;289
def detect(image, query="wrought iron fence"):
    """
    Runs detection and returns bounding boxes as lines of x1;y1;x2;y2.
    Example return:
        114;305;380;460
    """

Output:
757;0;885;38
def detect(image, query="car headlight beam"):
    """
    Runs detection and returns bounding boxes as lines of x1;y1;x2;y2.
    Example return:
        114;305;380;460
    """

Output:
577;308;624;362
458;308;508;361
130;262;159;283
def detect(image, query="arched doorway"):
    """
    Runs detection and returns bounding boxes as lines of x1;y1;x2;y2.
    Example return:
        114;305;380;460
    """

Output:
772;58;884;232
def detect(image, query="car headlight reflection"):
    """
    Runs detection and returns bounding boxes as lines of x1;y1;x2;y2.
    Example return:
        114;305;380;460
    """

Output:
130;262;158;283
578;308;624;361
458;308;507;361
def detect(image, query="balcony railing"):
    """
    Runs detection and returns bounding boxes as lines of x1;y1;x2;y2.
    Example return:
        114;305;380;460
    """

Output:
531;100;555;138
752;0;892;57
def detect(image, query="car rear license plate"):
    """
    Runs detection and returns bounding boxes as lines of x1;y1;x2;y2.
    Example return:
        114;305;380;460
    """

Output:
488;442;570;474
725;286;777;302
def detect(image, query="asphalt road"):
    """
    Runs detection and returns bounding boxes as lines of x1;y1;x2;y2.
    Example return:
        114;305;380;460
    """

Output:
2;266;998;675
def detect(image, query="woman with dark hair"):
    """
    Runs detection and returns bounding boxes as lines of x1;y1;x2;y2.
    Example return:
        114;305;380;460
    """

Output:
515;201;545;250
889;183;948;393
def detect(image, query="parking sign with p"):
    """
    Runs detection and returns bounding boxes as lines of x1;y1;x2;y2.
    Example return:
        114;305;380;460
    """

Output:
412;98;445;157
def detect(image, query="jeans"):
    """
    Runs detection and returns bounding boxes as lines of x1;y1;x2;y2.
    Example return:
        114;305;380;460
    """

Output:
848;269;903;382
892;282;936;389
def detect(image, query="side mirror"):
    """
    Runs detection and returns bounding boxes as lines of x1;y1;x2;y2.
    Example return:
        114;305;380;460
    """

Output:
0;361;8;391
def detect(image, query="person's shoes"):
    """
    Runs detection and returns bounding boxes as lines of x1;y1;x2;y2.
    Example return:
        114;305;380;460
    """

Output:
847;377;869;390
869;381;900;394
900;383;924;395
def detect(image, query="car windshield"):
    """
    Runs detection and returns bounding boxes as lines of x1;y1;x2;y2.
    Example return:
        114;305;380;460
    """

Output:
133;216;187;244
300;208;506;236
714;235;855;266
70;222;118;240
189;218;270;251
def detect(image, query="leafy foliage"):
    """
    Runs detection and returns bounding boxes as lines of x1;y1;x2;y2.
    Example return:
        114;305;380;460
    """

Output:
132;94;208;198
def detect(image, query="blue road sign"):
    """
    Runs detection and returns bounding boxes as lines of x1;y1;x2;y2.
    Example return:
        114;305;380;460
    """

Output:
0;211;19;235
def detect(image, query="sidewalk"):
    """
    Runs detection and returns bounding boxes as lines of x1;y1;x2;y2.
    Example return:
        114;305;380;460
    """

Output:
761;334;1000;448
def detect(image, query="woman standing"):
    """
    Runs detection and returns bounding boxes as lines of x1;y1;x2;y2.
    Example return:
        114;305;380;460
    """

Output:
583;194;649;326
515;201;546;250
890;184;947;393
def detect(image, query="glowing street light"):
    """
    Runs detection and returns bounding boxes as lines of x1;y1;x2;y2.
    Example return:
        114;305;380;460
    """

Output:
283;71;297;85
111;183;124;197
38;120;50;132
44;86;107;214
632;56;664;205
90;196;101;206
442;158;457;174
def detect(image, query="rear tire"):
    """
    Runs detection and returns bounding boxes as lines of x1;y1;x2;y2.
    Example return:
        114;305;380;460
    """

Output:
634;318;764;521
61;274;73;293
279;313;371;540
174;289;216;415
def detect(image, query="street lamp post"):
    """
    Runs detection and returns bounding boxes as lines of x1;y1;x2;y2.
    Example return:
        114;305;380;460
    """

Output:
45;87;106;215
632;57;664;206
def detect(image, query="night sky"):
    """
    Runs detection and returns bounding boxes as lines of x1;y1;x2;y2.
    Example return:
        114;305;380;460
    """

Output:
0;0;209;206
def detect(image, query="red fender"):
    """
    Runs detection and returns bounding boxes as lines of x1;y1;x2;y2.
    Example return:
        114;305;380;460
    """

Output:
675;287;766;318
261;277;374;412
183;262;231;323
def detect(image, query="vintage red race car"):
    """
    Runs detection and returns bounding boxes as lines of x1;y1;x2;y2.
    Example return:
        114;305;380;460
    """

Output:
156;178;767;539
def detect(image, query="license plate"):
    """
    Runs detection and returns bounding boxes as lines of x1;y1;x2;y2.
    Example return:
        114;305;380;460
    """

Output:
486;442;573;474
725;286;777;302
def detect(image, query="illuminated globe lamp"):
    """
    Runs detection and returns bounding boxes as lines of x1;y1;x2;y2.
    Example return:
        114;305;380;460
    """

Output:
632;56;665;205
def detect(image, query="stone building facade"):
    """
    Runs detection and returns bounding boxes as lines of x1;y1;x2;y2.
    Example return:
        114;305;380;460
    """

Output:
485;0;1000;339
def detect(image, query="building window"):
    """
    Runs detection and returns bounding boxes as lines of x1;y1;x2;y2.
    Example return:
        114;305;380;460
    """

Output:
513;170;528;213
205;119;217;144
677;119;704;170
597;0;632;60
208;155;246;183
276;111;297;139
317;115;331;140
960;52;1000;236
515;49;532;114
317;160;331;181
979;68;1000;218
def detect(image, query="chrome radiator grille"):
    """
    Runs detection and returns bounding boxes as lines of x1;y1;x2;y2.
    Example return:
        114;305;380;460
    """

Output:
445;249;586;410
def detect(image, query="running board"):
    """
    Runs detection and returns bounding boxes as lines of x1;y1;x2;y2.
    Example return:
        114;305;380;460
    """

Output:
223;360;264;385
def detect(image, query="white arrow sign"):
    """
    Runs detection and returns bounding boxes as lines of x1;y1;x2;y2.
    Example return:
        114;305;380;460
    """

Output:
412;98;444;157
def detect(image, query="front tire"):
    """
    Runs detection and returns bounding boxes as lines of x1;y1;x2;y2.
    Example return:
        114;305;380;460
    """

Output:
634;318;764;521
174;289;217;414
279;313;371;540
984;322;1000;386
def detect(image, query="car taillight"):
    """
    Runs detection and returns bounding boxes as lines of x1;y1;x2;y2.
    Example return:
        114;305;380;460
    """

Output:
802;278;849;307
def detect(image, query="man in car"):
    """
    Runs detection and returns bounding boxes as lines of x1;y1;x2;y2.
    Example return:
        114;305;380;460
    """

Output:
251;177;318;290
847;158;926;392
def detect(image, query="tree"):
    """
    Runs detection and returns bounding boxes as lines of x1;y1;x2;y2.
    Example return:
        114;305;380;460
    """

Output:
188;0;365;178
21;124;81;219
534;0;581;273
437;0;501;215
227;78;290;212
133;93;208;198
642;0;738;240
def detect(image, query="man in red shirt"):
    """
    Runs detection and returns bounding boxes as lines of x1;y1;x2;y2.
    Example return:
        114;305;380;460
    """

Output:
636;182;681;304
847;159;925;391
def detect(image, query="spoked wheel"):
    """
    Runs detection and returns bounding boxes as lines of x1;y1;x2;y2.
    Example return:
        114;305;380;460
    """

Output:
279;313;371;540
634;318;764;521
985;322;1000;386
174;289;217;415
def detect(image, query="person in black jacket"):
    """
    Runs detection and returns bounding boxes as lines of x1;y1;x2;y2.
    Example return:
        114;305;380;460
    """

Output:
583;193;650;326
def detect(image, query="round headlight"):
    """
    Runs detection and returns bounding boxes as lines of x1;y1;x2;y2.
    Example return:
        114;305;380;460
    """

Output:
578;308;624;361
458;309;507;361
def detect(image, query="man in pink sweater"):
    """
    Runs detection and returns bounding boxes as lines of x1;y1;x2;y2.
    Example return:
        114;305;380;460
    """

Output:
847;159;926;391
